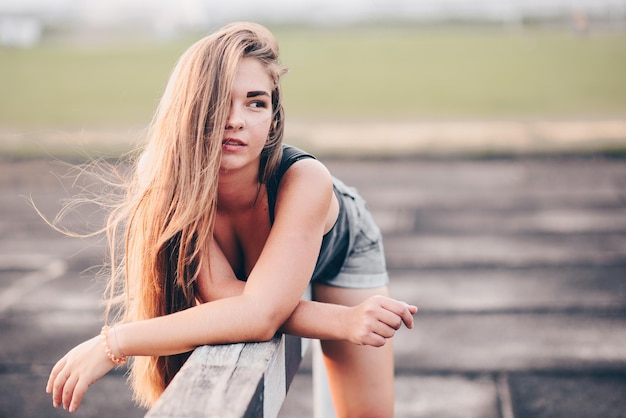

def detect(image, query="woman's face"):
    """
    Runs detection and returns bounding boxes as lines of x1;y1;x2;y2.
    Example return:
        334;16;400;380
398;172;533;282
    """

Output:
220;57;274;175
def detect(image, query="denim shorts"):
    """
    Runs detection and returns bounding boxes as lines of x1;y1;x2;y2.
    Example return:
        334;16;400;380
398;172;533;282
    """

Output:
319;178;389;289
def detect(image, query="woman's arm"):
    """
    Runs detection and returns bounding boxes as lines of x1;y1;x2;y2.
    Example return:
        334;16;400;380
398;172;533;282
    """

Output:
197;234;416;345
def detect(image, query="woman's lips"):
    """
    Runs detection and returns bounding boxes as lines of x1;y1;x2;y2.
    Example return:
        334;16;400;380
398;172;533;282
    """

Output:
222;138;246;151
222;138;245;146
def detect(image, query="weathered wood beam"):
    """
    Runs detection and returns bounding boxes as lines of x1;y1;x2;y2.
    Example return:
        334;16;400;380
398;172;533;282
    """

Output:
146;334;307;418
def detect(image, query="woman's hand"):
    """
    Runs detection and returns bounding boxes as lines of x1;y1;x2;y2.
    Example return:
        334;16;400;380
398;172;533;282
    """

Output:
345;295;418;347
46;335;116;413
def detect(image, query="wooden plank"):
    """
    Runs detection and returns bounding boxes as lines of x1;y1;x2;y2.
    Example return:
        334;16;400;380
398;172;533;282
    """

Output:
146;333;307;418
263;336;286;418
284;334;303;392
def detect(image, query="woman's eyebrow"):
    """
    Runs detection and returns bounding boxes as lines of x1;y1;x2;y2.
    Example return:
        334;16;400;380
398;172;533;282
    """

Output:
246;91;270;98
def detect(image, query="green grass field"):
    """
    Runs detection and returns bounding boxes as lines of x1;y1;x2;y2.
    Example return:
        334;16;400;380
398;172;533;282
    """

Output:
1;27;625;129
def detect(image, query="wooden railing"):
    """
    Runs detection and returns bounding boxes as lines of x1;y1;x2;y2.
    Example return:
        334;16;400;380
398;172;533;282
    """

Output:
145;334;306;418
146;289;336;418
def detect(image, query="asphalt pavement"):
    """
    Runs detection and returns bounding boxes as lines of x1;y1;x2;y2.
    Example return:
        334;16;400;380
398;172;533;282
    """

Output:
1;155;625;417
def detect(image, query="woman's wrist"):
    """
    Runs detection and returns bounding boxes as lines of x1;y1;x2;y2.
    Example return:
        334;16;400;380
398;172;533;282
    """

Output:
337;304;354;342
100;325;128;365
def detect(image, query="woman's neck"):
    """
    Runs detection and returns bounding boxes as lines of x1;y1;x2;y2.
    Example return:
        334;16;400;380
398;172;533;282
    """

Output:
217;168;263;212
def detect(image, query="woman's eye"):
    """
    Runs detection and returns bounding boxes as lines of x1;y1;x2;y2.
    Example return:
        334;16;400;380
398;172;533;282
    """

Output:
250;101;268;109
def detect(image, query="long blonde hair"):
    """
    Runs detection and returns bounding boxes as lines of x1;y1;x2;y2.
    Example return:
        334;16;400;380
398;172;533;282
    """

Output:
105;22;287;407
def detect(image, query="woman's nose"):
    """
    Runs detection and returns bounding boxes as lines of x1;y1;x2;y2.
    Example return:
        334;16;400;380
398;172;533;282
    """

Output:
225;104;244;130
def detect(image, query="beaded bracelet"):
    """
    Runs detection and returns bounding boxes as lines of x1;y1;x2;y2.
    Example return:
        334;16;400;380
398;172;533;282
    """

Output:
100;325;128;365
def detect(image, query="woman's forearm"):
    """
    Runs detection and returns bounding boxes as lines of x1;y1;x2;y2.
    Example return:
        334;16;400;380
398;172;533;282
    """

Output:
114;294;279;357
279;300;348;340
110;290;410;358
198;276;351;343
112;296;350;358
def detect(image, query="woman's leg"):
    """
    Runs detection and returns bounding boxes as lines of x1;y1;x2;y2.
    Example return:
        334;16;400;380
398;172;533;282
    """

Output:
313;283;395;418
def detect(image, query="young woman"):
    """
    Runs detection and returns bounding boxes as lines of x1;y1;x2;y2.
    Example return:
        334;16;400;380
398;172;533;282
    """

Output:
46;22;417;417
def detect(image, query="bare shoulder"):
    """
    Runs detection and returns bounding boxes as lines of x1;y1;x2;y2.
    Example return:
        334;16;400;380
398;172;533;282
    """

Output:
275;157;334;219
281;157;333;189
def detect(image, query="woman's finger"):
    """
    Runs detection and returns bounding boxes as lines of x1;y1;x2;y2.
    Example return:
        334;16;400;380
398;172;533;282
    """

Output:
372;320;397;339
69;379;90;413
404;305;418;328
46;357;66;394
363;331;387;347
375;307;404;331
52;367;70;408
381;299;417;329
62;373;79;411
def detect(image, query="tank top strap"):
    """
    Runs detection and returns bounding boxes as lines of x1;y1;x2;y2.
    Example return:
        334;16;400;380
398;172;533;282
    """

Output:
267;144;317;223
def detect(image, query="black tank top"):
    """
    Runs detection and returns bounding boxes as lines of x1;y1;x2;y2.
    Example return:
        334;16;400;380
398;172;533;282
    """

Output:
266;145;349;282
